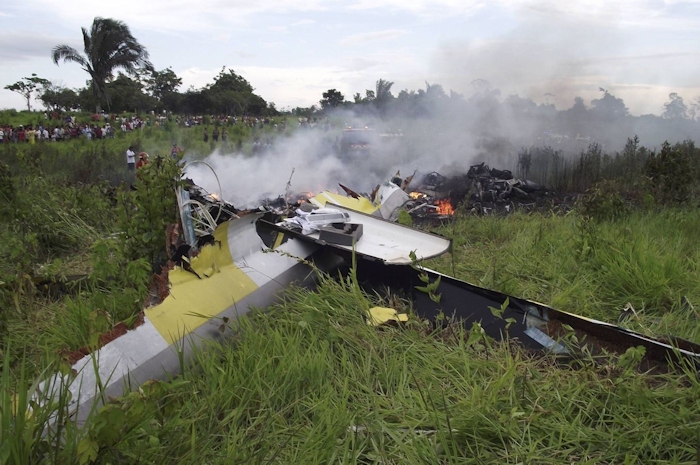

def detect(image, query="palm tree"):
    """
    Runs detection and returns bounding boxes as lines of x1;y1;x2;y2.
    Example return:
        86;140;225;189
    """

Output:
375;78;394;112
52;17;151;113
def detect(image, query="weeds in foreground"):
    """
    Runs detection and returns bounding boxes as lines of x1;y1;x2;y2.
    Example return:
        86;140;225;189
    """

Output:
22;273;698;464
432;210;700;342
4;212;700;462
0;351;83;465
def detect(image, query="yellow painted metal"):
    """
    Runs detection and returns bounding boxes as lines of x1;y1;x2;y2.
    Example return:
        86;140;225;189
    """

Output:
367;306;409;326
145;222;259;343
310;191;379;214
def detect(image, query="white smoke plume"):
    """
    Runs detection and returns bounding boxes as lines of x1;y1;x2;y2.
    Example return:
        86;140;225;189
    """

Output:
181;110;491;208
183;120;405;207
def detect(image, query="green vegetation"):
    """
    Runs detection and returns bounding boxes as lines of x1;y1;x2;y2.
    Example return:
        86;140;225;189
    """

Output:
2;110;700;462
52;18;151;114
5;267;700;463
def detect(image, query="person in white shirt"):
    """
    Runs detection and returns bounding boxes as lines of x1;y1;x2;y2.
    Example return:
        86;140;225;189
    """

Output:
126;146;136;172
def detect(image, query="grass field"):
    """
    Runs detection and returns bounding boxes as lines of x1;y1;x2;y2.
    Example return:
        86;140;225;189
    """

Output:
2;112;700;463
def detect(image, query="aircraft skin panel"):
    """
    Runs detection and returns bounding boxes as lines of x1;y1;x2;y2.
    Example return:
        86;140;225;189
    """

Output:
310;191;379;214
301;204;452;264
146;220;259;343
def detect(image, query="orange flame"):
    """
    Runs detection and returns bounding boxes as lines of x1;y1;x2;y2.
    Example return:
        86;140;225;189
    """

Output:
435;199;455;215
409;191;427;200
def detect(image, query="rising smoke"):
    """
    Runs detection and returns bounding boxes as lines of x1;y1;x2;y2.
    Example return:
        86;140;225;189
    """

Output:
183;109;489;207
184;91;699;208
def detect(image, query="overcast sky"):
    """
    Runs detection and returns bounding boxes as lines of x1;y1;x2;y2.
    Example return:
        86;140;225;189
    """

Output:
1;0;699;115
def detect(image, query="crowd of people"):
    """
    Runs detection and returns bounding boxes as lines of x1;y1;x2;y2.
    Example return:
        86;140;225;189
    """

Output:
0;112;296;145
0;111;338;148
0;113;151;143
0;122;116;143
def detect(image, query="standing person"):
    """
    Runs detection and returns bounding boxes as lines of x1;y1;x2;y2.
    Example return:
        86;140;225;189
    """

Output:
126;146;136;172
212;127;219;142
203;127;209;143
170;143;182;160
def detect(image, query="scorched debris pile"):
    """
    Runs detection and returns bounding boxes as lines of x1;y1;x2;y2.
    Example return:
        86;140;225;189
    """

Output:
183;162;569;234
409;163;568;218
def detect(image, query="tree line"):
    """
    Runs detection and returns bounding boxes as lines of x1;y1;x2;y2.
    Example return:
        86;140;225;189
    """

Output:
4;18;275;116
4;16;700;131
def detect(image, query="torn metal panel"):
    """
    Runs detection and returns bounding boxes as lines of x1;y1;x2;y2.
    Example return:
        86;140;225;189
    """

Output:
41;207;453;422
319;223;363;246
43;213;327;423
266;204;452;265
374;180;410;220
350;258;700;367
176;187;197;248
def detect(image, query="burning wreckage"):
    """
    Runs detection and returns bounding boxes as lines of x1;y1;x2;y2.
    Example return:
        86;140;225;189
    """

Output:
255;162;554;223
43;164;700;423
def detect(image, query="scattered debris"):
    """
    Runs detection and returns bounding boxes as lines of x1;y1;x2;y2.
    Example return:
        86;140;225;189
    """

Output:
282;207;351;235
367;307;408;326
617;302;638;323
39;162;700;427
319;223;363;246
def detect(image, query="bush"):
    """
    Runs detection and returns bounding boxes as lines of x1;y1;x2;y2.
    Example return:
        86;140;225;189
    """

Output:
644;141;696;205
577;180;628;222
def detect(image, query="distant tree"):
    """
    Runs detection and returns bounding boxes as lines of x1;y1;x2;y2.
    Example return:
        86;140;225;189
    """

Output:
209;67;254;94
426;82;449;101
52;17;151;113
292;106;316;118
181;88;213;115
144;67;182;100
590;88;628;120
320;89;345;109
449;90;465;101
107;73;156;112
246;94;268;115
204;67;266;115
690;96;700;121
395;89;423;117
504;94;538;115
76;74;154;113
662;93;688;120
373;79;394;116
4;74;50;111
375;79;394;104
40;85;80;112
570;96;587;113
351;89;376;107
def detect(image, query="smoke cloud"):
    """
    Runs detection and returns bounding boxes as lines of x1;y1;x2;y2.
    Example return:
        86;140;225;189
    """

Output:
182;110;497;208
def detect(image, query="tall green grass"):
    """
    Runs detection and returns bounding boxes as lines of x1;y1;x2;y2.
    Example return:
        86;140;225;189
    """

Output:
4;209;700;462
40;271;700;463
0;350;84;465
432;209;700;342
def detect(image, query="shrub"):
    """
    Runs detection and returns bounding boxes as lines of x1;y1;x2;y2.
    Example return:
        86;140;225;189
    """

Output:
644;141;695;205
576;180;628;222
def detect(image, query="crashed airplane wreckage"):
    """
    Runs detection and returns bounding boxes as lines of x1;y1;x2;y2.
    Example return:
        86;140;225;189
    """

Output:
44;167;700;424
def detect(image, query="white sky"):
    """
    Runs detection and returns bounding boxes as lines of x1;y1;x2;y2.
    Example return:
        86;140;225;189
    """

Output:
1;0;699;115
